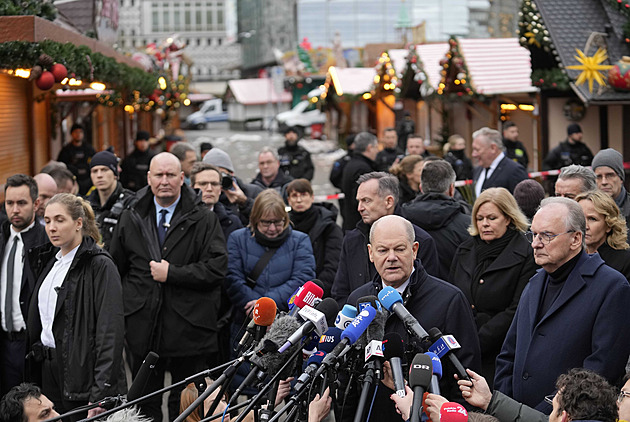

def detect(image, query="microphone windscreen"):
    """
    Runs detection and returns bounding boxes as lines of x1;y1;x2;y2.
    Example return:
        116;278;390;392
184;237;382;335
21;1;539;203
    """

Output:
293;281;324;309
310;279;325;290
127;352;159;401
250;314;302;372
408;353;432;389
315;297;340;326
425;352;442;379
318;327;342;353
428;327;442;342
356;295;382;313
341;305;376;345
439;402;468;422
378;286;404;311
383;332;405;360
303;332;320;352
306;350;327;366
335;305;356;330
253;297;277;326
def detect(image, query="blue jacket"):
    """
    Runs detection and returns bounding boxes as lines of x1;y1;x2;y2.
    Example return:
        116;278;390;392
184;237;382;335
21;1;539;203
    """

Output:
494;251;630;411
226;227;316;318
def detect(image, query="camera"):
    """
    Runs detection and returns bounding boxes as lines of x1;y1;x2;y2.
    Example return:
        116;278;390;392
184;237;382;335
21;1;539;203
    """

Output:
221;172;235;190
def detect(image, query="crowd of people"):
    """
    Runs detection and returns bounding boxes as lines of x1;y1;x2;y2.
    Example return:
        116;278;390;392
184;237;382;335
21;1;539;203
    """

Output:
0;121;630;422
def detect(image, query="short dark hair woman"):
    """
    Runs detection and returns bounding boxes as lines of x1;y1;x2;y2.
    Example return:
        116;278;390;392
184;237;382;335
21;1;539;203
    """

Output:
27;193;126;419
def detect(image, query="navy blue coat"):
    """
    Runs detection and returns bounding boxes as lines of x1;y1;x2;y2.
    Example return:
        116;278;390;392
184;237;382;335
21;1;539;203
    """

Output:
473;155;528;195
494;251;630;411
226;226;316;320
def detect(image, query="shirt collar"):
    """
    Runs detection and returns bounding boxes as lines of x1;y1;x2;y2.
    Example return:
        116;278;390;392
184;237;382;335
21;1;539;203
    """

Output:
55;243;81;265
154;195;180;216
10;220;35;240
381;267;414;294
488;152;505;171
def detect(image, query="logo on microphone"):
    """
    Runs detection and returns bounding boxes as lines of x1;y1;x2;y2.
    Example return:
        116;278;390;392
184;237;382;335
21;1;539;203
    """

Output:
358;301;382;312
351;309;371;328
319;334;336;343
412;363;431;371
303;291;318;307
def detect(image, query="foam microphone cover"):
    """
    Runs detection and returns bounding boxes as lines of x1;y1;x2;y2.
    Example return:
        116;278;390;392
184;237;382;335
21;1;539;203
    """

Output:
306;350;327;367
439;402;468;422
253;297;277;326
408;353;433;389
127;352;159;401
293;281;324;309
383;332;405;360
250;314;302;373
316;297;341;326
428;327;442;342
318;327;342;353
355;295;386;350
425;352;442;379
310;279;325;290
341;305;377;345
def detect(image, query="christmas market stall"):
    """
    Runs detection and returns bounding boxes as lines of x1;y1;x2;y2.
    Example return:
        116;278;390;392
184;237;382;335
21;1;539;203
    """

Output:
224;78;292;131
519;0;630;162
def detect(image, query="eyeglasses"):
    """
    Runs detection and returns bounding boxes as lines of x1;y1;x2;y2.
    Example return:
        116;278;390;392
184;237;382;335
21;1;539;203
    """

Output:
259;219;285;228
619;390;630;403
544;394;556;405
525;230;575;245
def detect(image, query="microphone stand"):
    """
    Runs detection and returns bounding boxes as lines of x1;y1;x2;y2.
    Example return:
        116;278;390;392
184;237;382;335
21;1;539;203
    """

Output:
44;397;122;422
232;346;302;422
198;397;253;422
77;357;241;422
353;360;382;422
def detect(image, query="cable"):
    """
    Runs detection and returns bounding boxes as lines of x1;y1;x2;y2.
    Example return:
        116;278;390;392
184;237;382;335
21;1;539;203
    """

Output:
221;404;230;422
365;384;378;422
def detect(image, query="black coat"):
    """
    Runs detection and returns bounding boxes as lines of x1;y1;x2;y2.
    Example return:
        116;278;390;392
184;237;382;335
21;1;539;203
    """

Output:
213;201;243;242
331;215;440;307
375;147;404;172
252;170;294;196
542;139;593;170
85;182;135;250
340;154;378;231
502;138;529;169
278;143;314;181
219;176;263;226
120;148;155;191
402;192;471;279
57;142;96;195
0;220;49;322
473;156;529;195
345;261;482;419
615;187;630;236
444;150;474;181
448;232;537;381
596;241;630;281
290;203;343;297
109;185;227;357
27;237;126;402
398;179;418;206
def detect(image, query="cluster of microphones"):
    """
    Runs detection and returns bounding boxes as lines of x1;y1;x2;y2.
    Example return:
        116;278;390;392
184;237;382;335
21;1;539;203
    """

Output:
57;280;473;422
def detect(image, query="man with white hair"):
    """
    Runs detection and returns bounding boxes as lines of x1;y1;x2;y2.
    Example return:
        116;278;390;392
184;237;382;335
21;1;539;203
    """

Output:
495;197;630;412
472;127;528;198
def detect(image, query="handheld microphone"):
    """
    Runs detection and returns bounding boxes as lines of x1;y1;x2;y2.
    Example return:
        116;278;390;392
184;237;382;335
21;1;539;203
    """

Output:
317;327;342;353
354;295;386;351
439;402;468;422
237;297;277;353
334;304;357;330
293;350;327;393
408;353;433;422
302;332;321;356
427;328;471;382
378;286;430;342
127;352;159;401
288;280;324;315
278;298;338;353
383;332;406;397
424;352;442;395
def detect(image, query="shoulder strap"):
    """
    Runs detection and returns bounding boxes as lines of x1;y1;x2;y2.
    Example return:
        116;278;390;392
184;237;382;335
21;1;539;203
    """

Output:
246;247;279;288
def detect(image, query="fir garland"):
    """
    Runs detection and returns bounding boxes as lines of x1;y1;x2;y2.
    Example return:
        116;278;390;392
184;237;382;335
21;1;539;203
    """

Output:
0;0;56;21
436;37;481;102
607;0;630;44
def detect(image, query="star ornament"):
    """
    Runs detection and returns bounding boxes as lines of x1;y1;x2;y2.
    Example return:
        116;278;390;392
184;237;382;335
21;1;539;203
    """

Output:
566;48;614;92
524;32;541;48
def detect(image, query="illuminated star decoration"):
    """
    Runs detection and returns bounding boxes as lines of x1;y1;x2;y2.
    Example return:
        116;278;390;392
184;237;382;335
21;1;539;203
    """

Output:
524;31;541;48
566;48;613;93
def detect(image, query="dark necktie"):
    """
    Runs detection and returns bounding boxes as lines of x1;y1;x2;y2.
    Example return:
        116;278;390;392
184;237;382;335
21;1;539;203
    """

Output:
4;236;19;332
158;209;168;247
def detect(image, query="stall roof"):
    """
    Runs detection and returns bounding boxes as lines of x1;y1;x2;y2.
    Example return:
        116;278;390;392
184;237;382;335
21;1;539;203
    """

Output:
328;67;375;95
226;78;292;105
416;43;450;90
458;38;536;95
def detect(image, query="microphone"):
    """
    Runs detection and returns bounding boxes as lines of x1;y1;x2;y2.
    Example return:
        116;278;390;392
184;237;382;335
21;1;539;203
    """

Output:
334;304;357;330
424;352;442;395
427;328;471;382
288;280;324;315
127;352;159;402
354;295;386;351
439;402;468;422
293;350;327;393
317;327;342;353
383;332;406;397
409;353;433;422
378;286;430;342
237;297;277;353
302;332;321;357
278;298;338;353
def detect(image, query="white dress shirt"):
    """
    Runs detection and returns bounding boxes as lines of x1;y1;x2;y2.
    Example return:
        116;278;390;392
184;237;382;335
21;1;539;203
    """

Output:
0;222;34;332
38;244;80;348
475;152;505;198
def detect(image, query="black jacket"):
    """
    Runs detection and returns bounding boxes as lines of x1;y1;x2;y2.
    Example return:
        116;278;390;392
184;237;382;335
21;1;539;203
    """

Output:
290;203;343;297
596;241;630;281
109;185;228;357
0;221;49;323
331;214;440;307
473;156;529;195
27;237;126;402
120;148;156;191
57;142;96;195
278;143;314;181
614;187;630;236
252;171;294;197
219;176;263;226
345;261;482;419
398;179;418;205
502;138;529;169
213;201;243;242
85;182;135;250
340;154;378;231
375;147;404;172
444;150;474;181
543;140;594;170
330;152;353;190
402;192;471;279
449;232;537;378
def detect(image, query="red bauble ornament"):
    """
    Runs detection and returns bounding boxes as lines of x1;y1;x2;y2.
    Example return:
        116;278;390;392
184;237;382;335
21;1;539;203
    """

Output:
36;71;55;90
608;56;630;91
50;63;68;82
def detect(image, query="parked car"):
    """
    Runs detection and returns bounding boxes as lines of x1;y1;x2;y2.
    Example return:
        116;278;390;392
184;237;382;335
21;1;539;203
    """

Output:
275;97;325;133
186;99;228;129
